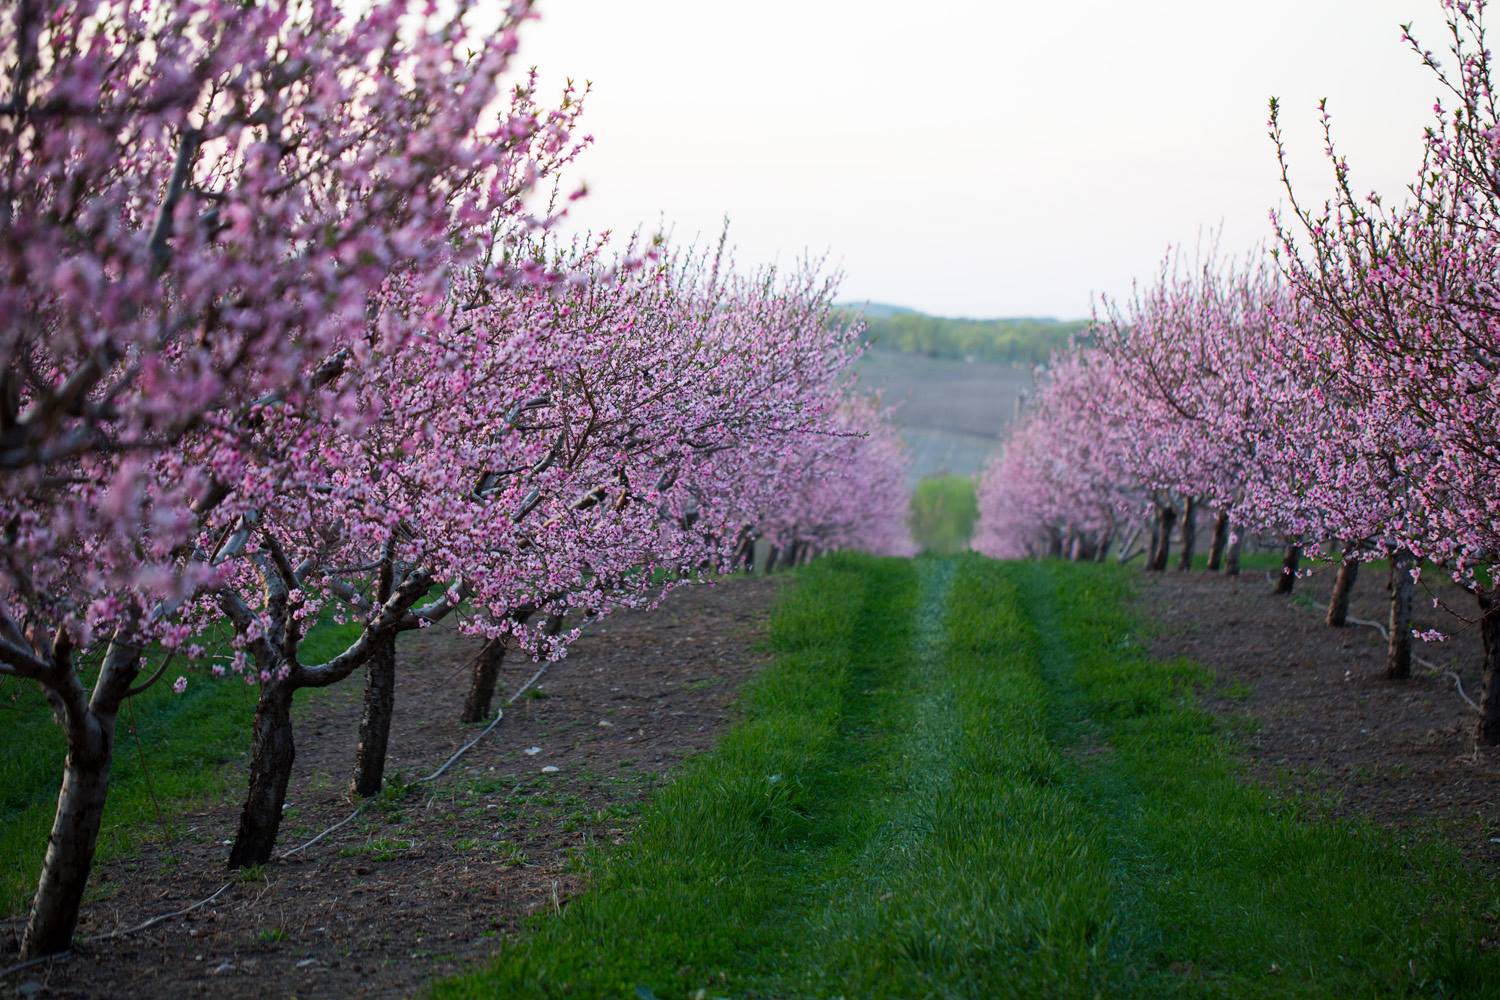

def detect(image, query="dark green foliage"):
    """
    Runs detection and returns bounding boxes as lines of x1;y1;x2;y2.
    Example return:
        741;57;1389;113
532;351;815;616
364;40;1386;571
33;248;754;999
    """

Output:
840;303;1088;364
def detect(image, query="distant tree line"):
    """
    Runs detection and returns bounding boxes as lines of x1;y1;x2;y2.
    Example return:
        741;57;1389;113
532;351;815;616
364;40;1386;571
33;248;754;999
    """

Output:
841;307;1089;365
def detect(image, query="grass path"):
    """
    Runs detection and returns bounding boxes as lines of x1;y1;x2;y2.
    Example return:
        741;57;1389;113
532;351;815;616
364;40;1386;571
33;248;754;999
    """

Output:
440;555;1500;998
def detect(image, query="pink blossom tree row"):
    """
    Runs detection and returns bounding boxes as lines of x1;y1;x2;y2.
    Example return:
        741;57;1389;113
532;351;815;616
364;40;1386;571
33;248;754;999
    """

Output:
0;0;909;959
976;0;1500;752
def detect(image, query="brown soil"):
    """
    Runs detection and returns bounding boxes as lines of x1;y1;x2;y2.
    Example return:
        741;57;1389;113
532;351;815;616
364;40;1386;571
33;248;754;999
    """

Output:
5;575;781;999
1137;560;1500;862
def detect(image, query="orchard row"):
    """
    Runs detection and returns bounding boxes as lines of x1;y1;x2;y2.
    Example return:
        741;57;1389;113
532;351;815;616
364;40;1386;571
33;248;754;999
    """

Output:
0;0;912;961
975;0;1500;743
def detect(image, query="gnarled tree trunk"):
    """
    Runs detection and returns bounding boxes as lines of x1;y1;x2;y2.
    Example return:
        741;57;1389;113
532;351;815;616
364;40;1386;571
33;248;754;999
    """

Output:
1325;553;1359;627
229;676;296;868
350;631;398;797
1273;543;1301;595
1386;551;1414;680
22;712;113;957
1477;586;1500;746
1206;511;1229;572
21;638;141;959
1176;497;1198;571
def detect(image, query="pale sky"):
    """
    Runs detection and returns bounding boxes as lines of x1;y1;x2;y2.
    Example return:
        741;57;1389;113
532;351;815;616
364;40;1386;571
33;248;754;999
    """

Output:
516;1;1444;319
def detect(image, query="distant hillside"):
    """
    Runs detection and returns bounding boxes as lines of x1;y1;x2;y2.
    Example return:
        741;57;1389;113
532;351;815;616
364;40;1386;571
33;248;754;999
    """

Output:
837;302;1089;365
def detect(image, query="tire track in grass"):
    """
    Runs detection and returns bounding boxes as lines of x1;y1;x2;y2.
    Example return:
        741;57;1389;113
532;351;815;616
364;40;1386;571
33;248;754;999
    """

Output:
758;557;961;995
766;556;1122;998
440;554;1134;999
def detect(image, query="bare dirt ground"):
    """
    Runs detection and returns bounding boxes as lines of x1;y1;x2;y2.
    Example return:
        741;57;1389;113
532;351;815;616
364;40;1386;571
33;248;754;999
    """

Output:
4;575;781;999
1137;561;1500;863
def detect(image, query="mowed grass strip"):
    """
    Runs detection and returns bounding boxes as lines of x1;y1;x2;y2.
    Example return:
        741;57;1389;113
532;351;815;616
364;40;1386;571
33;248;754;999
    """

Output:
785;556;1119;998
1017;560;1500;998
440;555;1127;998
444;554;1500;999
909;474;979;555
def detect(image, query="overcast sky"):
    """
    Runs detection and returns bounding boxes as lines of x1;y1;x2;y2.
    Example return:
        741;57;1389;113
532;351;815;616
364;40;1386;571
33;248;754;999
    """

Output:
515;1;1444;319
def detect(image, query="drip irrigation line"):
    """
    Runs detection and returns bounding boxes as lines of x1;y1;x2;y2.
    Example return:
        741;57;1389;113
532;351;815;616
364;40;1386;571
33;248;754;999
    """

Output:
4;658;557;978
1342;617;1480;714
0;951;72;981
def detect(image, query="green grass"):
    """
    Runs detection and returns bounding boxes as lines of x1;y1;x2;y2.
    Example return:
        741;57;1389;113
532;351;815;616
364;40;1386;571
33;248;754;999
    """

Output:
910;474;979;555
0;614;363;915
436;552;921;997
1021;560;1500;997
441;555;1500;998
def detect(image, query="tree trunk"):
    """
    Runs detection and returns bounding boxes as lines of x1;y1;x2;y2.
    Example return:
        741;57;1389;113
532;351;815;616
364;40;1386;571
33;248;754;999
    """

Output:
21;714;113;958
1476;586;1500;746
461;635;511;725
1325;556;1359;627
1273;543;1301;595
1225;532;1242;576
1148;505;1176;572
1176;498;1198;571
1386;551;1414;681
229;678;296;868
1047;529;1064;559
1206;512;1229;572
765;545;781;573
350;631;397;797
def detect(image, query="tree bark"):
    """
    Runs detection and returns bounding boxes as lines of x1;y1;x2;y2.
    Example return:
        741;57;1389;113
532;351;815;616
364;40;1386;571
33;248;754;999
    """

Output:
1325;555;1359;627
21;636;140;959
229;677;296;868
21;712;113;957
1176;497;1198;571
1272;543;1301;595
1225;532;1242;576
1386;551;1414;681
461;635;511;725
765;545;781;573
1148;505;1176;572
1476;586;1500;746
350;631;397;797
1206;511;1229;572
